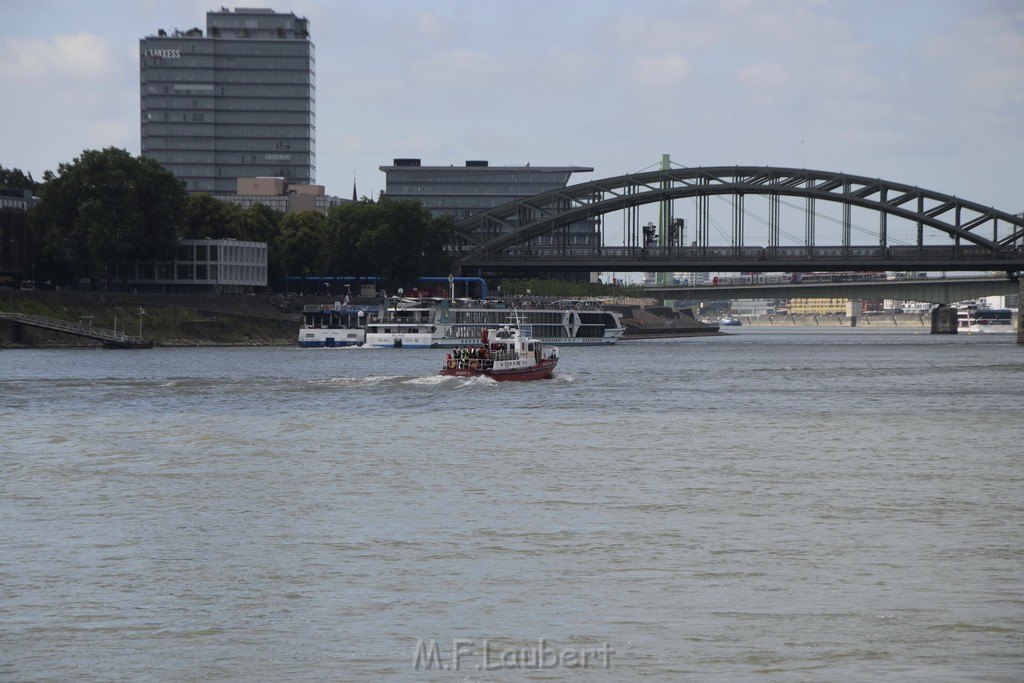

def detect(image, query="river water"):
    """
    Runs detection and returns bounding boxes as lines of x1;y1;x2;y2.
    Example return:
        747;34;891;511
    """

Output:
2;328;1022;681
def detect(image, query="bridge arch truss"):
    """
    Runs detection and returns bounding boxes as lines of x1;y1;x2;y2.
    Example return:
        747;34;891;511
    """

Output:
454;166;1024;272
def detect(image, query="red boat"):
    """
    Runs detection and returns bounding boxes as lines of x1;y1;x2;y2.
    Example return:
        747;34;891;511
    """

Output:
439;323;558;381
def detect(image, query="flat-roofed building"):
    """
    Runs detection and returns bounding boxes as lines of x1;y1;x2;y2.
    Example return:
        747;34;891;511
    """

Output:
117;239;267;293
787;298;851;315
221;177;350;214
379;159;598;280
380;158;597;244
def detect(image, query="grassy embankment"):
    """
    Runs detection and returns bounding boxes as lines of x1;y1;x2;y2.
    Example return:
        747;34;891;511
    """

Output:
0;290;302;348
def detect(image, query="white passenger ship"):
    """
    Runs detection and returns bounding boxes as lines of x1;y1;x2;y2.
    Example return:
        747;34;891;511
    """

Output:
298;304;374;347
362;297;625;348
440;298;625;347
956;304;1015;333
362;298;438;348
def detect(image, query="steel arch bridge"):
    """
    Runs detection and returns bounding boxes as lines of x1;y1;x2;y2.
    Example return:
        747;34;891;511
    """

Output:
453;165;1024;274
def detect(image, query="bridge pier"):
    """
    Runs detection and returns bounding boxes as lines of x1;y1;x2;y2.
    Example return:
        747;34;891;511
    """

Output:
930;305;958;334
1019;279;1024;345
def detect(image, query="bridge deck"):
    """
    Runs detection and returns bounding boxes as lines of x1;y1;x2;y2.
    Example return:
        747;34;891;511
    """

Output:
645;277;1018;304
461;245;1024;274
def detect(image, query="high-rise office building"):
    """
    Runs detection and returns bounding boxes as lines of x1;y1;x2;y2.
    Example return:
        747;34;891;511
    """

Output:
140;8;315;194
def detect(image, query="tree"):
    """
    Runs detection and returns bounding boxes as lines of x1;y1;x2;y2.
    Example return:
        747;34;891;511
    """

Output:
182;192;243;239
275;211;326;277
320;197;455;284
322;200;378;276
239;203;281;244
421;213;456;276
0;164;37;191
181;193;285;244
31;147;186;288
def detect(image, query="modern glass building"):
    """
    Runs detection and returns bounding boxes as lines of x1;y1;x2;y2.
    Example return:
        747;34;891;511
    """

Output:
379;159;598;280
140;8;315;194
380;159;592;224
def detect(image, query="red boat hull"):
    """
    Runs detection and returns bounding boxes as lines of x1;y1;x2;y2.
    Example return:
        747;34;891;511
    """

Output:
440;358;557;381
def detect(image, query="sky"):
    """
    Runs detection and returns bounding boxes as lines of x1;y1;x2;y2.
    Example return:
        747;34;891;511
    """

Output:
2;0;1023;225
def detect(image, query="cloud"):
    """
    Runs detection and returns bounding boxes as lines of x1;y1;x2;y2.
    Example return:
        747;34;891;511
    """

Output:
918;9;1024;108
0;32;120;82
411;47;511;90
631;54;693;88
736;62;790;89
0;31;136;174
384;132;442;157
601;13;721;53
530;47;604;91
413;11;462;44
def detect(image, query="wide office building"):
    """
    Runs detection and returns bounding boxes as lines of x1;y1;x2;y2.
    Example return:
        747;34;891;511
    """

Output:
380;159;598;280
140;8;315;194
381;159;590;221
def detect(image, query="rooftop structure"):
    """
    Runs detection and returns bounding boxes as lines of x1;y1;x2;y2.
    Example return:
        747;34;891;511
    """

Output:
219;177;350;214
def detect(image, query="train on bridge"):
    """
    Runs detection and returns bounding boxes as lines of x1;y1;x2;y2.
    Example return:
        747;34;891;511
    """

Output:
694;271;932;286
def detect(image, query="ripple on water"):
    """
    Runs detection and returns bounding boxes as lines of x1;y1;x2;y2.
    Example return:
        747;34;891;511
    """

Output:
2;335;1023;680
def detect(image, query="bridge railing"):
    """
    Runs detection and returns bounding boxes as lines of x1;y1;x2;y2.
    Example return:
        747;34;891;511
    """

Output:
0;311;138;343
470;245;1023;263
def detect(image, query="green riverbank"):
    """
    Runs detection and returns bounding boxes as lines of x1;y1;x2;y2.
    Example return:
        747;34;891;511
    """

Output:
0;290;311;348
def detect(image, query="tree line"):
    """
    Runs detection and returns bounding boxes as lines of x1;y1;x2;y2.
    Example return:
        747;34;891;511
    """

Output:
2;148;456;290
